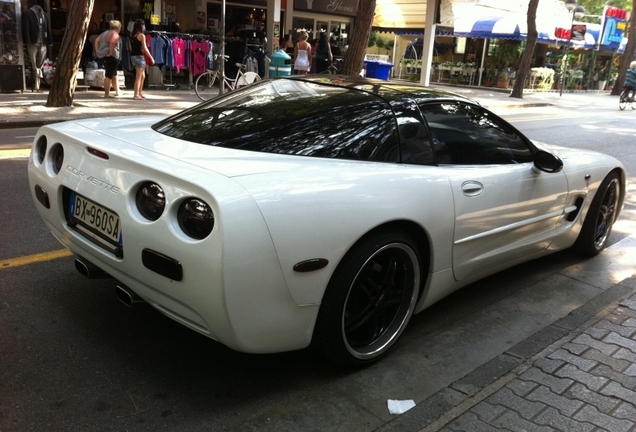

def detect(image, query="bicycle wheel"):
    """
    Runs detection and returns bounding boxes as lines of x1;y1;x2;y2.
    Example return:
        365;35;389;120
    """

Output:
631;92;636;110
195;71;219;101
619;91;627;110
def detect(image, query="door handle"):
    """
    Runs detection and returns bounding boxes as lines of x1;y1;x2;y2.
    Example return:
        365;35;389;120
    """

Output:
461;181;484;197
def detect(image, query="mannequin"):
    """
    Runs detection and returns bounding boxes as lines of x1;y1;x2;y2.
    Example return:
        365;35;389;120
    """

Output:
22;0;52;91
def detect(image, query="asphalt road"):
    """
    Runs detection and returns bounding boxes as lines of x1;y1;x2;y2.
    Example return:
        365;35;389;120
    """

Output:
1;103;634;431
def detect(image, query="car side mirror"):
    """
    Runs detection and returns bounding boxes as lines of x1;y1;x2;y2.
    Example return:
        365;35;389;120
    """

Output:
533;150;563;173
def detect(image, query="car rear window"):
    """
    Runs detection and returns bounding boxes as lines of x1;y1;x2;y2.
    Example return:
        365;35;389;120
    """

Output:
153;79;399;162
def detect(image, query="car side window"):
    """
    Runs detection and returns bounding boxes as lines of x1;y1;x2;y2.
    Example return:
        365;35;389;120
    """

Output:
391;102;435;166
418;102;534;165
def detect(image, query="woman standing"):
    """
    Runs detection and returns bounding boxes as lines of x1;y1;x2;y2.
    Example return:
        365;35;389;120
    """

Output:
95;20;123;98
130;19;154;100
314;32;333;74
292;30;311;75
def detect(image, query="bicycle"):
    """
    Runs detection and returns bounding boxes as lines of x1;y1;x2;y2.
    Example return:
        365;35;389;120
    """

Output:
619;87;636;111
318;57;344;75
195;54;261;101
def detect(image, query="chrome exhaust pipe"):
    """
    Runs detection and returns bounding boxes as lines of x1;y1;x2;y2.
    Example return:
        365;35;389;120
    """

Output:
115;285;145;307
75;257;111;279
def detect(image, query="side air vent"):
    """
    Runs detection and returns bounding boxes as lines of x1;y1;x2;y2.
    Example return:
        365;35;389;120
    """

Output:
566;197;585;222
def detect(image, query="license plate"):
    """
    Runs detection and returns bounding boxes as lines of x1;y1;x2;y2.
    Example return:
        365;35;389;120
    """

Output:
68;192;122;246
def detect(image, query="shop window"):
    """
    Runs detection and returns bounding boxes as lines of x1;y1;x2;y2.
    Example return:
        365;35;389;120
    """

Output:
454;37;466;54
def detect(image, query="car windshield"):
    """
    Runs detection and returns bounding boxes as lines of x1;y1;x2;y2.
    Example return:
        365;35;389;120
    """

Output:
152;79;399;161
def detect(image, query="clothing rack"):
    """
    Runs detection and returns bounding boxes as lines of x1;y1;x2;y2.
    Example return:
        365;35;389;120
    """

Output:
146;31;216;90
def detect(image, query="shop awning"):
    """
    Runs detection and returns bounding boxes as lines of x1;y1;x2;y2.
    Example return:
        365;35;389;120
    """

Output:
454;14;558;42
450;2;625;52
372;26;454;36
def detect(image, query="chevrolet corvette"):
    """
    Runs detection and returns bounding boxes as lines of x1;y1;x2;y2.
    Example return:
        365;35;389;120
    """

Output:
28;76;625;366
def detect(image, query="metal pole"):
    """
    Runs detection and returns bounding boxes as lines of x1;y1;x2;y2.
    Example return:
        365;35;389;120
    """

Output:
560;13;574;97
559;43;569;96
220;0;226;95
478;38;488;86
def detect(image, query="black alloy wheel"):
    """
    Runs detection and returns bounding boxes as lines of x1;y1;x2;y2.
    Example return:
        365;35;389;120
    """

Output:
313;230;421;367
574;172;620;256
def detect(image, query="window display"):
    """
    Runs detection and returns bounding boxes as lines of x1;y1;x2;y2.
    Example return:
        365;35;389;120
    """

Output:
0;0;20;65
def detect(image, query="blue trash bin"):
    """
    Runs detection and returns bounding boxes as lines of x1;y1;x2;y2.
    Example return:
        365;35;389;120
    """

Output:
375;61;394;80
269;50;292;77
364;60;379;78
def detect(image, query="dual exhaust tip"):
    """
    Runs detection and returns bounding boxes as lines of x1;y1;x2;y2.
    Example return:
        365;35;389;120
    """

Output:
74;257;145;307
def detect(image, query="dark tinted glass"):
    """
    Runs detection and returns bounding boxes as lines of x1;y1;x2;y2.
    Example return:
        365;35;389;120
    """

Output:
418;102;534;165
153;80;399;162
391;101;434;166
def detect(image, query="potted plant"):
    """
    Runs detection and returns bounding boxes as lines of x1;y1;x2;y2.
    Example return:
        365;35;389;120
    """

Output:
484;68;497;87
490;41;520;89
597;68;608;91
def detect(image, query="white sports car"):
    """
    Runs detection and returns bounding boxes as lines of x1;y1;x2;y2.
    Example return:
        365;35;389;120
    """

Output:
28;76;625;366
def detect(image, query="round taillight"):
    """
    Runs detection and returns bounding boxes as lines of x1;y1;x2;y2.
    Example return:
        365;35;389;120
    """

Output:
136;182;165;221
177;198;214;240
35;136;47;164
51;144;64;175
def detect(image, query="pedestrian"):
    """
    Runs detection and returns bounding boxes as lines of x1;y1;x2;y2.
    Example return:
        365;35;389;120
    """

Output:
94;20;123;98
292;30;311;75
314;32;333;74
623;61;636;99
129;19;154;100
330;38;341;57
280;35;293;54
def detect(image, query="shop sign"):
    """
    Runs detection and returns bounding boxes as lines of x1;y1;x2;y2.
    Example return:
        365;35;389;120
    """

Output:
600;5;627;49
295;0;358;17
570;24;586;42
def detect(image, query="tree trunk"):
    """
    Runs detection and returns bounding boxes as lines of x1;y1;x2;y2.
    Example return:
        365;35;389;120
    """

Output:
510;0;539;99
611;0;636;96
342;0;376;76
46;0;94;107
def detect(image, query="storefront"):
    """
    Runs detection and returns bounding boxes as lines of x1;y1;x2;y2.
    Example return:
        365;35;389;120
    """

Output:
0;0;25;92
3;0;361;92
286;0;356;51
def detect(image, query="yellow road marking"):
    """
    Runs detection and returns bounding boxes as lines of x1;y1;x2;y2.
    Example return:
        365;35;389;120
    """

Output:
0;249;73;270
0;148;31;159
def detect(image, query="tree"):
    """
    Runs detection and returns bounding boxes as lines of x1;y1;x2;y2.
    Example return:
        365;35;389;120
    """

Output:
611;0;636;95
46;0;94;107
511;0;539;99
342;0;376;76
385;39;395;55
368;31;378;48
375;37;386;52
579;0;631;19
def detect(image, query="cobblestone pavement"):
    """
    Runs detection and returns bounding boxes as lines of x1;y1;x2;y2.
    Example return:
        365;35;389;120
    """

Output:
435;288;636;432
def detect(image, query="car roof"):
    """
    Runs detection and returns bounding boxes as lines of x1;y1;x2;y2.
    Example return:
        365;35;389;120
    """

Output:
273;75;477;106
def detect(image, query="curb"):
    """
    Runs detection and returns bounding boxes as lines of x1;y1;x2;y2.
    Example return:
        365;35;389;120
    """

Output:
0;120;63;129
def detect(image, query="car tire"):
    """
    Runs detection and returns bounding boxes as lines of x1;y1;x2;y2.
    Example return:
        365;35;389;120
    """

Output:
313;229;421;367
574;172;621;257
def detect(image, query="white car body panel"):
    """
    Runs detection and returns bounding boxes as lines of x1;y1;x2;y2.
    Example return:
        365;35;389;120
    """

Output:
27;103;625;355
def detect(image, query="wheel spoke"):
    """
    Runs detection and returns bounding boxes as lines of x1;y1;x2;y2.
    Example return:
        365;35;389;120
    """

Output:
593;181;618;247
345;256;409;345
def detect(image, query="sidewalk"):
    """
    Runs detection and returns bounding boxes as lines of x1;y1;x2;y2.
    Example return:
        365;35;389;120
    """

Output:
378;268;636;432
0;81;619;130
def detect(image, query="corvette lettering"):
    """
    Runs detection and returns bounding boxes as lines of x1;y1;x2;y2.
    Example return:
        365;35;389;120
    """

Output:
66;165;120;194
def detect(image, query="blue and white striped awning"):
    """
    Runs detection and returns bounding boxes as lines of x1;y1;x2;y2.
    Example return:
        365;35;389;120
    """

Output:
454;15;625;52
454;15;556;43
